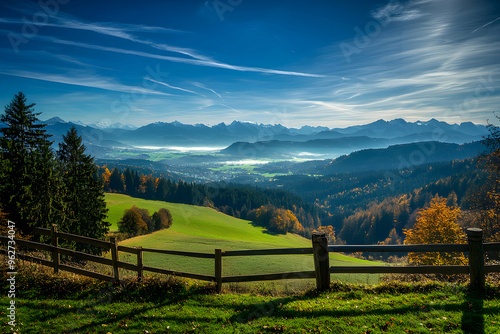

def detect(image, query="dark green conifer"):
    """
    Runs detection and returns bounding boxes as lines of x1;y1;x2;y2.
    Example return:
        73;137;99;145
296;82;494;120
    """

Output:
58;126;109;253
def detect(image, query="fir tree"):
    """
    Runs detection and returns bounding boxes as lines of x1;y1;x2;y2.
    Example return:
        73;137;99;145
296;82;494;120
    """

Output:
0;92;63;234
57;126;109;253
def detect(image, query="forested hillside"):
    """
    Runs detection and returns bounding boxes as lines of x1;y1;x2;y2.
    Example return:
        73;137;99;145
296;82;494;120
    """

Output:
98;166;323;236
269;158;489;244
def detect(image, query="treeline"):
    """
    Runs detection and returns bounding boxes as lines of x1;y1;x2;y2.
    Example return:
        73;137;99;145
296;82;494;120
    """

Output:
97;166;322;236
0;93;108;254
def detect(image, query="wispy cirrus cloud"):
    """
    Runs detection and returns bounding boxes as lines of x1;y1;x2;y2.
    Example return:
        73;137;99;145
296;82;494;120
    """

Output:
191;82;223;100
0;68;171;96
371;1;425;23
0;16;210;62
1;5;324;78
145;78;198;95
32;35;325;78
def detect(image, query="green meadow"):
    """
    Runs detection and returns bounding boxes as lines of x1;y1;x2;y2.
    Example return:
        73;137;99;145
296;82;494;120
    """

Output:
106;193;384;288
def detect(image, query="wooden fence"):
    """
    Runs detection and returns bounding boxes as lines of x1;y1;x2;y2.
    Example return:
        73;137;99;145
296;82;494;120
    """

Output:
1;226;499;292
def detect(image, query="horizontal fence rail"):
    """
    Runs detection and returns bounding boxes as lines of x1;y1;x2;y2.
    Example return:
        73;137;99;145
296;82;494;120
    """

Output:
328;244;470;253
223;248;314;257
1;226;499;292
330;265;470;275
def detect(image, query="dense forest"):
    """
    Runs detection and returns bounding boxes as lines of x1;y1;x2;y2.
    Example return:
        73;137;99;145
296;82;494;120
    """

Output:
265;159;490;243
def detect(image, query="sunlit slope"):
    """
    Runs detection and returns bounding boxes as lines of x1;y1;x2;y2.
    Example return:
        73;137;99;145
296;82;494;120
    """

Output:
106;193;309;248
106;193;381;282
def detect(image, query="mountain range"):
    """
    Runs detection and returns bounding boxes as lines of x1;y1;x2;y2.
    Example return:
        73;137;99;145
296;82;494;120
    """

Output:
1;117;487;159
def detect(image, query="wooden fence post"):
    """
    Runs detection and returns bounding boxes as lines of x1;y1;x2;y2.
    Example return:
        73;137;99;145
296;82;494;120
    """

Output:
312;231;330;291
215;248;222;293
467;228;485;291
137;246;143;280
50;224;59;274
110;236;120;283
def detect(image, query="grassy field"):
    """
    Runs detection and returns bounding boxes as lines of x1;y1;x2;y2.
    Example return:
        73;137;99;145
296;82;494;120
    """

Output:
106;193;384;287
2;266;498;334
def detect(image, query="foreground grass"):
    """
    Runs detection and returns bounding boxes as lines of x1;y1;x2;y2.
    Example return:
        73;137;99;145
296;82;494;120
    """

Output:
2;264;499;334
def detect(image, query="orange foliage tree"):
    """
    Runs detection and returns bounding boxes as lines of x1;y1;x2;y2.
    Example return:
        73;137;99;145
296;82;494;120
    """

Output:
253;204;303;234
316;225;336;243
404;197;467;265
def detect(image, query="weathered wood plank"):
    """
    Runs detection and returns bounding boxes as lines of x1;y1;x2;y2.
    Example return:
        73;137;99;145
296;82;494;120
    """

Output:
0;249;53;268
137;247;143;279
215;249;222;293
222;271;316;283
313;232;330;291
117;260;138;271
32;227;50;236
483;243;500;252
117;245;140;254
328;244;469;253
0;236;53;252
59;264;114;282
330;265;469;274
223;248;313;257
56;231;112;249
142;266;215;282
110;237;119;282
51;225;59;274
141;248;214;258
58;247;113;266
467;228;485;290
485;265;500;273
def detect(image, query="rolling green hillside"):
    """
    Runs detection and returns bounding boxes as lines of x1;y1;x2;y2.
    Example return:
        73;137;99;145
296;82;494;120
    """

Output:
105;193;383;286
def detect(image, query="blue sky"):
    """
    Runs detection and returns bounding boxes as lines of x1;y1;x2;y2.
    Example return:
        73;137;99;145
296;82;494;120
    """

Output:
0;0;499;127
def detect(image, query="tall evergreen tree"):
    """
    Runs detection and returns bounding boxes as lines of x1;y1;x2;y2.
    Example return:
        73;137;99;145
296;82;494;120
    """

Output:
57;126;109;253
109;167;125;192
0;92;63;234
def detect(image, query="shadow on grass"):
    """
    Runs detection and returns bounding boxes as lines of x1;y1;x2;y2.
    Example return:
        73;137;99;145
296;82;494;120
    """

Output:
249;221;282;236
227;286;500;332
461;288;485;334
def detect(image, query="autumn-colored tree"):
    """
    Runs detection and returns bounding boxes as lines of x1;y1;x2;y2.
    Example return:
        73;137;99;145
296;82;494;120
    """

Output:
404;197;466;265
316;225;336;243
102;167;111;189
117;205;148;236
152;208;173;231
251;205;302;234
379;228;402;245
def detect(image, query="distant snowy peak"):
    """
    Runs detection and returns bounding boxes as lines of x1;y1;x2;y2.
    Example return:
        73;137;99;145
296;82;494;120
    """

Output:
83;121;138;130
44;116;66;125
